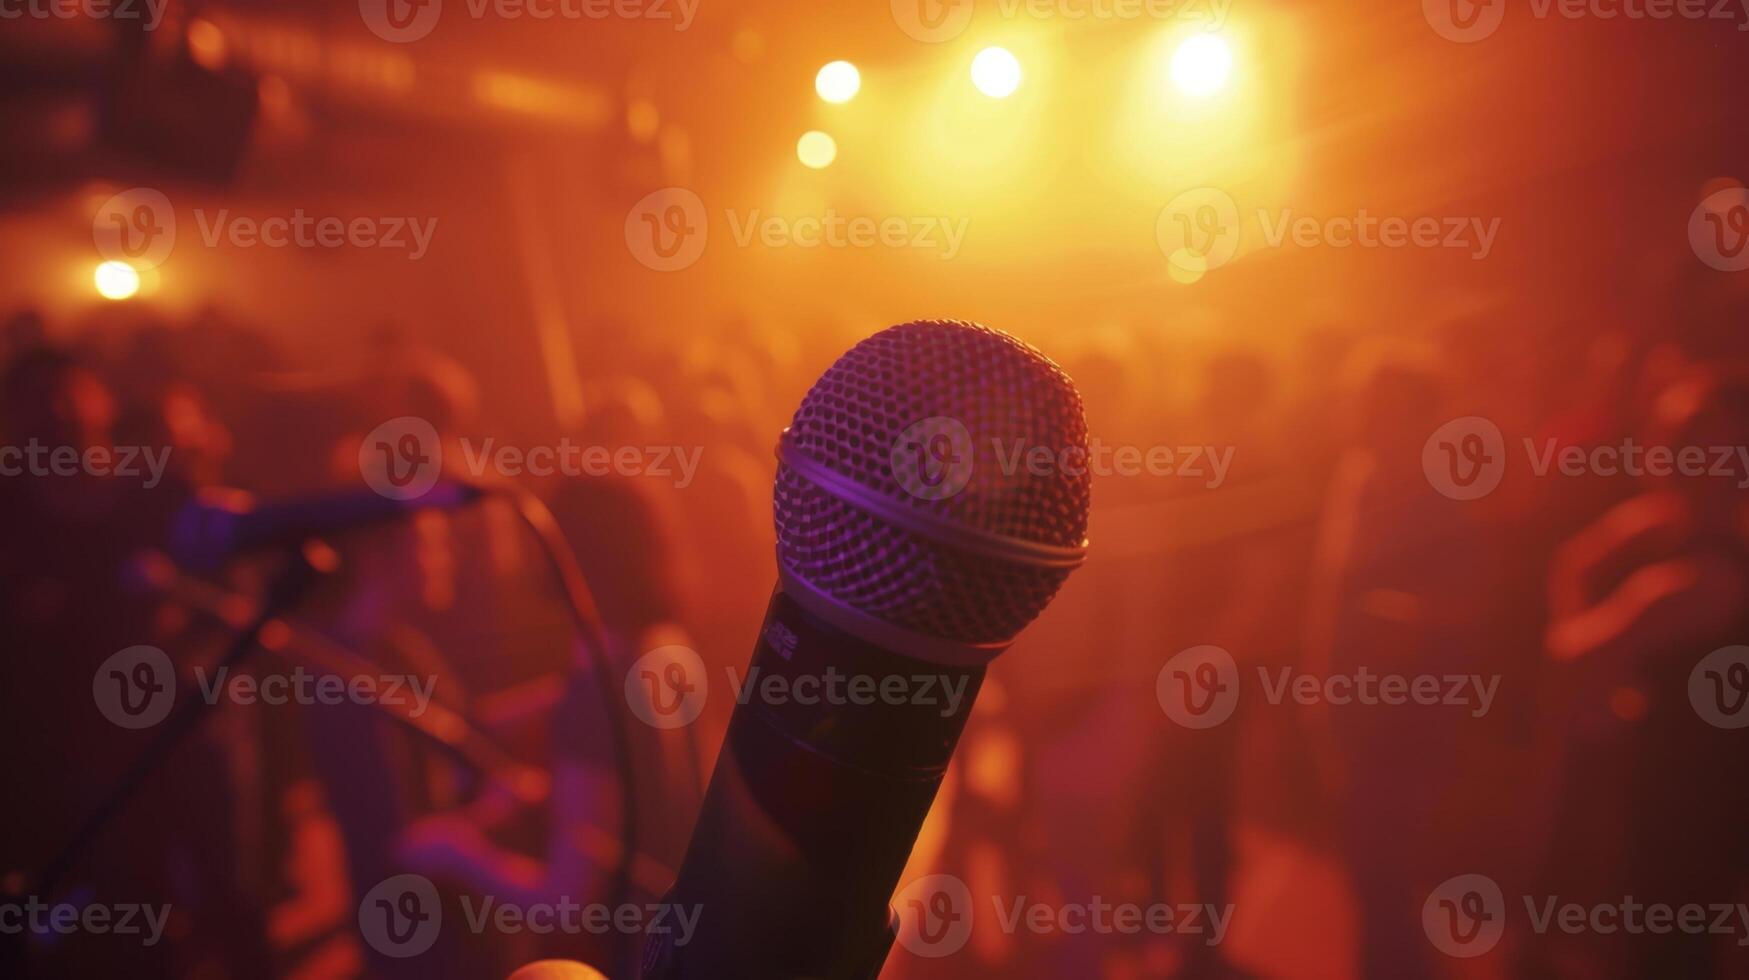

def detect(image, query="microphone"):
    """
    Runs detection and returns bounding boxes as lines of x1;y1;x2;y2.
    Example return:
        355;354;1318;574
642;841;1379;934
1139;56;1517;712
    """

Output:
169;481;486;571
644;320;1091;979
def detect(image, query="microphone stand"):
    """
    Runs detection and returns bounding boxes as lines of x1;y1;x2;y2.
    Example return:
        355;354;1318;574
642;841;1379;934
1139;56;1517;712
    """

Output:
5;542;334;929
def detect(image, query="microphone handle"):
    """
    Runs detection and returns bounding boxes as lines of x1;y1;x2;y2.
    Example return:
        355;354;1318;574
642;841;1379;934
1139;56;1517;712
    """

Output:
645;589;984;979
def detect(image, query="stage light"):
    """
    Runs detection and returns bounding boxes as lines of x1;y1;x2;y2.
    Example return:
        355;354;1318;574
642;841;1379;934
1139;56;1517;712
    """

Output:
1170;34;1232;97
94;261;140;301
971;47;1022;99
797;130;837;169
815;61;861;104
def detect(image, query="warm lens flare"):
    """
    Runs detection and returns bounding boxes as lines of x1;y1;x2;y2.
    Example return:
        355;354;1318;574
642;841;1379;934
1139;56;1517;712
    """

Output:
797;130;838;169
971;47;1023;99
94;260;141;301
815;60;861;104
1170;34;1233;97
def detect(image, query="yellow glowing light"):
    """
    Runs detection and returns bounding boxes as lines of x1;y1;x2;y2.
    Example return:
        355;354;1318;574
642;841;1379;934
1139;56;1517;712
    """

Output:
970;47;1022;99
94;261;140;301
797;130;837;169
1170;34;1232;97
815;61;861;104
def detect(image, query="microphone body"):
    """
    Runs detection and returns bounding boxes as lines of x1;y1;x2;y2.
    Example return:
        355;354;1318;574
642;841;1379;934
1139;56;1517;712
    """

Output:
170;482;484;571
648;588;982;977
645;320;1091;979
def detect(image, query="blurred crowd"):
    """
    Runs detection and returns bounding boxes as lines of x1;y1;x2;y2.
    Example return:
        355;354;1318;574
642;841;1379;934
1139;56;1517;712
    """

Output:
1;280;1747;979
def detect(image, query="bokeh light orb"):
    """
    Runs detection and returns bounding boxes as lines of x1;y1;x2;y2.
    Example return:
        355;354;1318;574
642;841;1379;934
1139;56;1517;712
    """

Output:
1170;34;1233;97
970;47;1023;99
94;261;140;301
815;60;861;104
797;130;838;169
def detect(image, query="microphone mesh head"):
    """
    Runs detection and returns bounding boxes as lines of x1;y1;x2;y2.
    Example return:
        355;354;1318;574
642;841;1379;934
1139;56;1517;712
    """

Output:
775;319;1091;647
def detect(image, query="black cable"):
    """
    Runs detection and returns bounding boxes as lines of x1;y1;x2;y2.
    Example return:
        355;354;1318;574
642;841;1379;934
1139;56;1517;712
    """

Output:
497;486;640;923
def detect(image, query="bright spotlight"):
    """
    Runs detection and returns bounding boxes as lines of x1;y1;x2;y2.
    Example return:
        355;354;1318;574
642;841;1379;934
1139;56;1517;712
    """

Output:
1170;34;1232;97
815;61;861;104
94;261;141;301
971;47;1022;99
797;130;837;169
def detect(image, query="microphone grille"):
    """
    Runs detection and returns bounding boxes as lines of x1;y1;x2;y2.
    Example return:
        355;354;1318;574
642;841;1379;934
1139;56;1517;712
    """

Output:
775;319;1091;652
